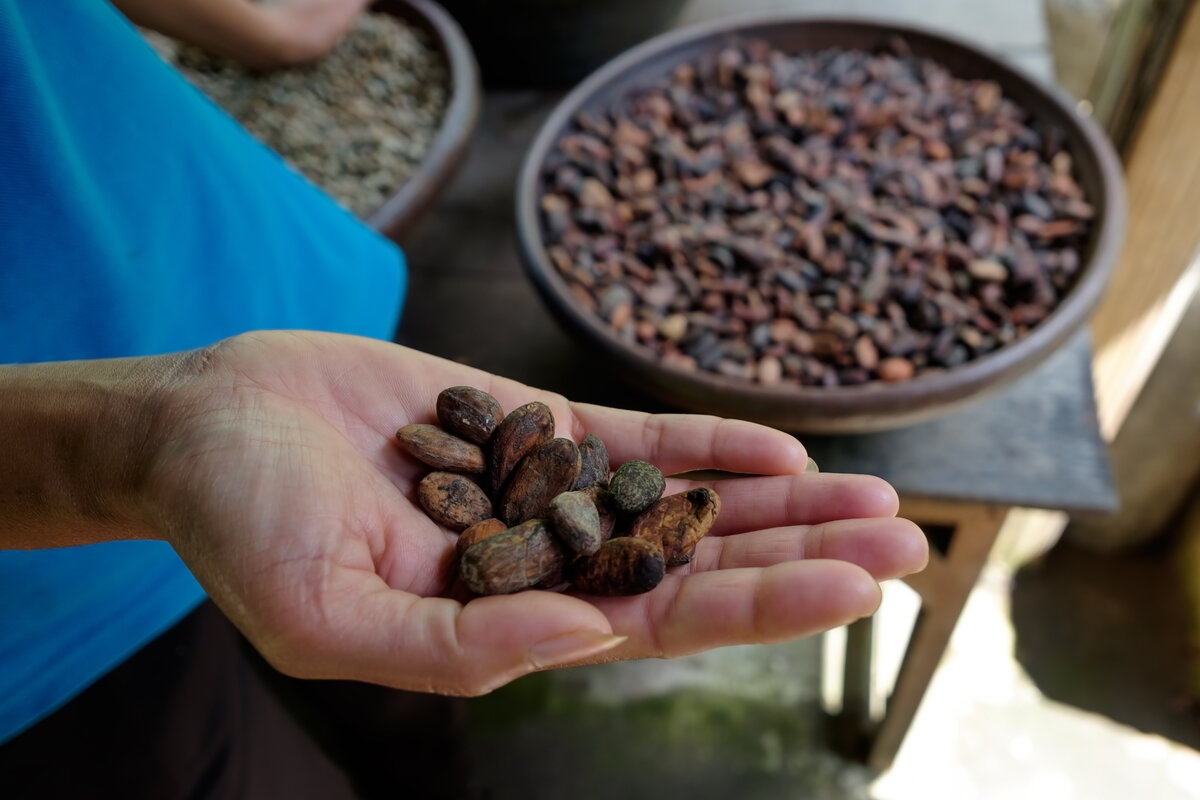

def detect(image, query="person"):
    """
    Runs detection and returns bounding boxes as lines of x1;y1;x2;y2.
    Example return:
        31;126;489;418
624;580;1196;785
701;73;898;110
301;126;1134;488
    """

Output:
0;0;929;796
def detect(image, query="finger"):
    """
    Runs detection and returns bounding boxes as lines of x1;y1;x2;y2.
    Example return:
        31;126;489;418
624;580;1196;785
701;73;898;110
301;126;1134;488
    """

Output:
568;403;809;477
585;561;882;661
364;342;808;478
663;472;900;535
683;517;929;581
273;574;628;696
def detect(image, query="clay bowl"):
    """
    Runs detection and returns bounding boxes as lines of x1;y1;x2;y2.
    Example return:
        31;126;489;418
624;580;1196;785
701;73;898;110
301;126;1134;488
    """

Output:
366;0;481;244
515;15;1125;433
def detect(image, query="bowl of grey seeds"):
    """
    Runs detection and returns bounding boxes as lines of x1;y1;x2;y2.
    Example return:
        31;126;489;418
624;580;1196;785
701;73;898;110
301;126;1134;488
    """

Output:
516;15;1125;433
146;0;480;243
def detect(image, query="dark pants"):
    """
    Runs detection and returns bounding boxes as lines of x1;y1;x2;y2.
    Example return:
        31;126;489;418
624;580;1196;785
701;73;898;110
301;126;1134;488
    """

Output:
0;602;467;799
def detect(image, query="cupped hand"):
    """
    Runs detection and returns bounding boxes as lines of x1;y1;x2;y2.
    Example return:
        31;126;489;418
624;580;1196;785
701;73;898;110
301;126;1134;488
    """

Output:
143;331;928;695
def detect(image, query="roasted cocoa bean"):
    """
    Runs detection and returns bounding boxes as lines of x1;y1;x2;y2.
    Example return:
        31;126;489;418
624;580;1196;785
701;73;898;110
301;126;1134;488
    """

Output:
546;490;603;556
573;433;611;490
567;536;667;596
488;401;554;493
498;437;582;525
456;517;508;558
417;471;492;531
607;460;667;515
630;487;721;565
436;386;503;445
395;424;485;474
459;518;568;595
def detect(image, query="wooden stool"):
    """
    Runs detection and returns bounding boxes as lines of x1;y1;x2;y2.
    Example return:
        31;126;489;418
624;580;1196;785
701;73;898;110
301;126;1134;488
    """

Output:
834;498;1009;770
804;331;1116;770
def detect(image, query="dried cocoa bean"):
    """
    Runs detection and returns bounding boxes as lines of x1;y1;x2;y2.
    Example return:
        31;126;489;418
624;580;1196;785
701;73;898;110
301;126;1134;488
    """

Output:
607;460;666;515
488;401;554;493
417;471;492;531
568;537;666;596
395;424;485;474
436;386;503;445
546;490;603;556
459;518;568;595
630;487;721;565
573;433;611;490
456;517;507;558
498;437;582;525
878;357;916;382
538;40;1094;387
398;385;723;597
579;485;619;541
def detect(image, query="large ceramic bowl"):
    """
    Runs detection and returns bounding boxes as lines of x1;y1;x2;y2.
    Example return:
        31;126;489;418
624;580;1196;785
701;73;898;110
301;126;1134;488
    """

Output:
366;0;481;244
515;15;1125;433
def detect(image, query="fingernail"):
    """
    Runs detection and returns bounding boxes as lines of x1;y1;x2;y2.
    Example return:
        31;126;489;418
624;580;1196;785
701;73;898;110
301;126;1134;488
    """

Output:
529;630;627;669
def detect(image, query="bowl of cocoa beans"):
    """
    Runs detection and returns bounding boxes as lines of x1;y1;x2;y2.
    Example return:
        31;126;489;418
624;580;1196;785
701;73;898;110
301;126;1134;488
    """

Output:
515;16;1125;433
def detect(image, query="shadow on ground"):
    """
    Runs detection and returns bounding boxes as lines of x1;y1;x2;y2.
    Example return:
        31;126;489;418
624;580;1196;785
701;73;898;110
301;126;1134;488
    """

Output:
460;641;877;800
1010;517;1200;752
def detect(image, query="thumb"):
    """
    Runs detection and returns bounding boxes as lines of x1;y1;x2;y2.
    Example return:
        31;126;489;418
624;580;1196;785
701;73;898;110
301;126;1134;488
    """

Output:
269;583;624;695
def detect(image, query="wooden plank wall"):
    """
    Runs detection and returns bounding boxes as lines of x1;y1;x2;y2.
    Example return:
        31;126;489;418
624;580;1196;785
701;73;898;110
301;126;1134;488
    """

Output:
1000;0;1200;558
1088;0;1200;440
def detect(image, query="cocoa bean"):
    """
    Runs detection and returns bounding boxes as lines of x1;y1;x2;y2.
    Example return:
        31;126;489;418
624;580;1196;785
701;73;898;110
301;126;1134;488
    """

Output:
567;537;666;596
579;485;619;541
417;471;492;531
498;437;582;525
546;490;603;556
537;40;1092;386
456;517;508;559
573;433;611;490
395;424;485;474
399;385;723;598
436;386;503;445
459;519;568;595
488;401;554;493
607;460;666;515
630;487;721;565
878;357;916;382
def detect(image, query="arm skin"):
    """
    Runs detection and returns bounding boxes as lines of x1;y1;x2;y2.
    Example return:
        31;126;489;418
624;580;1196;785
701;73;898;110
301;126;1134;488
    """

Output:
111;0;373;69
0;330;928;695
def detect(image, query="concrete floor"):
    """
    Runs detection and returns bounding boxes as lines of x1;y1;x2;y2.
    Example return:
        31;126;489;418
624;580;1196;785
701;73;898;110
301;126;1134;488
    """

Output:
458;2;1200;798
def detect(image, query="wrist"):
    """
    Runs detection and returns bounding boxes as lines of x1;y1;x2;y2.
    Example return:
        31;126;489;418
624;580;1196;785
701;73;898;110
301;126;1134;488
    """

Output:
0;353;186;549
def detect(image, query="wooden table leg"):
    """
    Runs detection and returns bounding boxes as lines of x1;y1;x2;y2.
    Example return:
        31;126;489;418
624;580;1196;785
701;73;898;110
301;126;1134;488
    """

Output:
830;615;875;757
833;498;1009;771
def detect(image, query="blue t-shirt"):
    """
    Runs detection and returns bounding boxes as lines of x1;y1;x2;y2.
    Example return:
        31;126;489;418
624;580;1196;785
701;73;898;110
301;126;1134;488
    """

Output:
0;0;407;741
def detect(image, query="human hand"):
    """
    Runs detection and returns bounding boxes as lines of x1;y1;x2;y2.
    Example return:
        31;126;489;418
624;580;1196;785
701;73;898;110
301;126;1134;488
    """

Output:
257;0;374;66
117;0;371;69
140;331;927;695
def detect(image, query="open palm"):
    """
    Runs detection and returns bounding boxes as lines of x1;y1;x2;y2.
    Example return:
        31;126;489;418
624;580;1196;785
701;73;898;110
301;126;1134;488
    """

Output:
144;330;927;695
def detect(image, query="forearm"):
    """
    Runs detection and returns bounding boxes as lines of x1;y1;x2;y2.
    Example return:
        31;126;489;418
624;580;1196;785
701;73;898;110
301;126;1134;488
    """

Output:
0;355;178;549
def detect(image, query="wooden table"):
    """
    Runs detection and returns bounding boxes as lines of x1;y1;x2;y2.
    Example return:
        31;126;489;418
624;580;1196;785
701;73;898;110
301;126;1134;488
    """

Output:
396;91;1118;772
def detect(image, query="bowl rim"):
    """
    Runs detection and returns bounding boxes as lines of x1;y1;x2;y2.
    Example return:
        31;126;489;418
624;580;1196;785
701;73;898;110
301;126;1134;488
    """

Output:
514;13;1127;426
366;0;482;244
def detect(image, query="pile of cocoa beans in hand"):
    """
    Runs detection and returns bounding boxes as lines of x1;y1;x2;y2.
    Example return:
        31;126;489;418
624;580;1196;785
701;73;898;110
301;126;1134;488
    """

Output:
538;38;1094;387
394;386;720;596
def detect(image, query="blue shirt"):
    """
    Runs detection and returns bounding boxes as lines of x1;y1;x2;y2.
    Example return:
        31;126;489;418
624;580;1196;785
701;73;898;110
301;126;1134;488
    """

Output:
0;0;407;741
